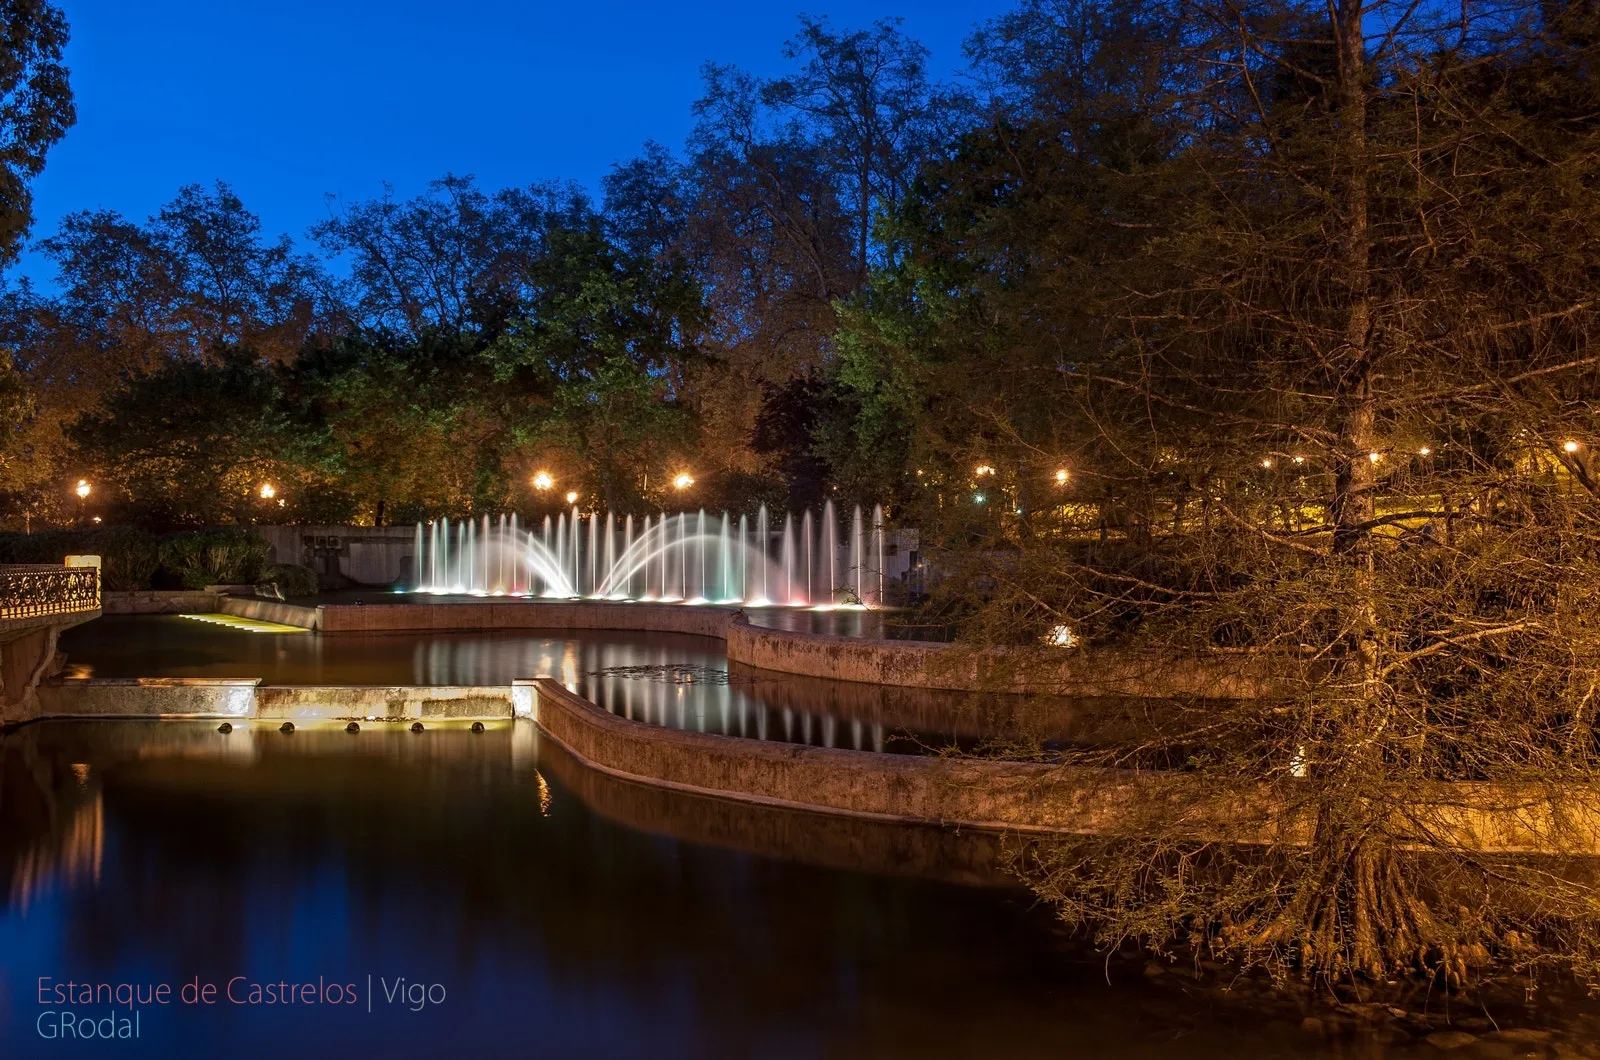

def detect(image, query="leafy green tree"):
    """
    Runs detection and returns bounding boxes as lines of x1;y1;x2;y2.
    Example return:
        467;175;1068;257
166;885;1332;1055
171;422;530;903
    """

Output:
66;349;339;527
0;0;73;267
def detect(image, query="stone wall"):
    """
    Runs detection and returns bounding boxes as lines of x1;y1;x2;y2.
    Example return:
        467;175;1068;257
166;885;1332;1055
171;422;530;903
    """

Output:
242;598;1280;698
218;595;322;628
101;590;222;615
33;678;512;721
257;524;417;587
36;677;260;718
531;677;1145;834
254;685;511;720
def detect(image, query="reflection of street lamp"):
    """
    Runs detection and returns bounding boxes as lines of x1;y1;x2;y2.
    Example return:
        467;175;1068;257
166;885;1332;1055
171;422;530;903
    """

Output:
672;473;694;490
532;471;554;491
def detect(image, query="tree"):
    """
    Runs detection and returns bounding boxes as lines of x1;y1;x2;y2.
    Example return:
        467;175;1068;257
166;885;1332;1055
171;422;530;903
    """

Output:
311;174;590;339
858;0;1600;986
765;16;952;281
66;349;335;527
0;0;73;267
486;222;702;511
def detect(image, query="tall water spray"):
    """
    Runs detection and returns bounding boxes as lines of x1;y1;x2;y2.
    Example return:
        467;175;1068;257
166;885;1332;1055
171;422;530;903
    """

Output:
414;502;895;607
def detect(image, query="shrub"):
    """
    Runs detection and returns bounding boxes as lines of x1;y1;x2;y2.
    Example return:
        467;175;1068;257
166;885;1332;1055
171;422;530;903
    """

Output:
158;529;272;589
0;527;163;591
264;562;319;598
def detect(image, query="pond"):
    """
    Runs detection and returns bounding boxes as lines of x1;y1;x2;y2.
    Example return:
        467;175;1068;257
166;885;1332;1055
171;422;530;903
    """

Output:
5;720;1586;1059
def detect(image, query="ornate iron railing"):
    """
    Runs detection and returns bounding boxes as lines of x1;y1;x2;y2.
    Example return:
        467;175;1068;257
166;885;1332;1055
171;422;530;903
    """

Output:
0;564;101;621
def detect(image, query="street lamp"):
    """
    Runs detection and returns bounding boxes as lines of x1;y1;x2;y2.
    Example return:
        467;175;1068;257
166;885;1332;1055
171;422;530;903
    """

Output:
672;472;694;490
260;483;276;500
1054;469;1069;485
532;471;554;491
75;479;90;500
565;490;579;505
1564;440;1581;454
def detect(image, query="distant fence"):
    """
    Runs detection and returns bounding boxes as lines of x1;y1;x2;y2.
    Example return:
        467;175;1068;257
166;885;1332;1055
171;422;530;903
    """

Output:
0;564;101;621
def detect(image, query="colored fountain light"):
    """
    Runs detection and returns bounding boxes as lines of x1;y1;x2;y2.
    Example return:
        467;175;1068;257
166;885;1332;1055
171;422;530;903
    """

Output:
411;502;894;608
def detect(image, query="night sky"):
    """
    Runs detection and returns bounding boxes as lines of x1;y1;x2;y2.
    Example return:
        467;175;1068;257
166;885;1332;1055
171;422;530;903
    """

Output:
12;0;1014;284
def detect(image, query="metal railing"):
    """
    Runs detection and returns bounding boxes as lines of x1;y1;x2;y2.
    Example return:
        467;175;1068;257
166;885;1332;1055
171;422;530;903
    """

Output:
0;564;101;621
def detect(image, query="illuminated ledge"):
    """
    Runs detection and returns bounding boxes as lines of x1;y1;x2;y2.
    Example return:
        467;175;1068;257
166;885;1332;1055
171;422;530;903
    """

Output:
179;613;310;634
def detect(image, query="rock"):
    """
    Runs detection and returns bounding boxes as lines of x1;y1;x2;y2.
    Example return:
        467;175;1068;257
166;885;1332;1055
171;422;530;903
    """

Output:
1300;1017;1325;1036
216;722;232;733
1485;1029;1554;1044
470;721;485;733
1387;1007;1409;1019
345;721;360;733
410;721;425;733
279;721;295;733
1425;1030;1479;1051
1342;1002;1392;1021
1142;962;1167;978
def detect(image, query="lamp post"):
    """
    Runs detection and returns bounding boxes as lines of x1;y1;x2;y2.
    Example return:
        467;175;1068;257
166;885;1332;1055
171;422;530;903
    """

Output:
74;480;90;527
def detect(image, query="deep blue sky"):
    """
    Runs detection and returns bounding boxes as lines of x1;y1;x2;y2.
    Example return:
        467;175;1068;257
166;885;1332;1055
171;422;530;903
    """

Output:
12;0;1016;284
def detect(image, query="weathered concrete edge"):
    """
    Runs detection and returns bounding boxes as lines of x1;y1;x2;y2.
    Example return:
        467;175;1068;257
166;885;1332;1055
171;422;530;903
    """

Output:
251;598;1271;697
102;590;220;615
219;595;323;629
530;678;1600;854
34;678;513;720
532;677;1128;836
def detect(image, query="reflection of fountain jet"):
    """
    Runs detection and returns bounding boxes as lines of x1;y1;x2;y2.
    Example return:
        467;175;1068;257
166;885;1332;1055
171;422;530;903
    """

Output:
415;502;893;608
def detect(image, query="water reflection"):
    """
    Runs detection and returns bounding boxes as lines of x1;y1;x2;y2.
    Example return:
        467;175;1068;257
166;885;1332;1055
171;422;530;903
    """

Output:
1;720;1586;1059
59;619;1051;753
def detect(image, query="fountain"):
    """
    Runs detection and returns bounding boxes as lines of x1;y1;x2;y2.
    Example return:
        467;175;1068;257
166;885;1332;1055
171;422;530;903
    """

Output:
412;504;890;607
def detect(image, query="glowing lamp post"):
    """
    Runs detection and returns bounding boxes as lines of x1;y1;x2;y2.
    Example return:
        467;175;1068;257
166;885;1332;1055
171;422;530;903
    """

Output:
672;473;694;491
565;491;579;505
1054;468;1069;485
259;483;276;500
74;479;90;526
532;471;554;491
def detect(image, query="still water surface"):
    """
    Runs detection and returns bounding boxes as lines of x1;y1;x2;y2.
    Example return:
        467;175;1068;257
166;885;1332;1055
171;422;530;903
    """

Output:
59;617;1009;753
5;720;1584;1059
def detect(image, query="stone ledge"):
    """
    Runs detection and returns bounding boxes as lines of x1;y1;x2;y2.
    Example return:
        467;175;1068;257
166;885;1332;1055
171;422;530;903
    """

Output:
237;599;1277;697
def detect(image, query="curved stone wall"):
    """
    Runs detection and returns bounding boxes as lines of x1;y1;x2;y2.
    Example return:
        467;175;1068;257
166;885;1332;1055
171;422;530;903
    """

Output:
531;677;1600;854
219;597;1277;698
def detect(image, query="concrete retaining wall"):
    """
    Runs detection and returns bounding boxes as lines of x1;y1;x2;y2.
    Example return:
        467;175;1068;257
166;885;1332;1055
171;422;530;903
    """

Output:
36;677;260;718
102;590;220;615
33;679;510;721
219;595;322;628
251;599;1276;697
254;685;511;720
531;677;1146;834
531;678;1600;853
257;524;417;587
